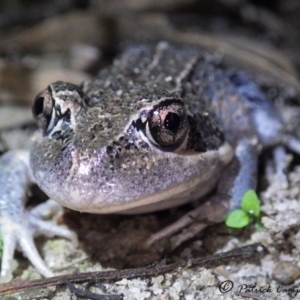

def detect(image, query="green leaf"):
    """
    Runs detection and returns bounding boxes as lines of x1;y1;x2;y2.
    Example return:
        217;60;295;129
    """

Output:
241;189;261;217
225;209;250;228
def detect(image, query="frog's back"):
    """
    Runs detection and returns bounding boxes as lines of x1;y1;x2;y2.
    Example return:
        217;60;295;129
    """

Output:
82;42;267;146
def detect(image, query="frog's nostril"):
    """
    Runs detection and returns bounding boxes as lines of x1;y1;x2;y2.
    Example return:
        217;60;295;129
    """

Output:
106;146;119;159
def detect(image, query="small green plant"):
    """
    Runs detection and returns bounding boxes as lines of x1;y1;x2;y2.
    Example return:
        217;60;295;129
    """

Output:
225;189;263;229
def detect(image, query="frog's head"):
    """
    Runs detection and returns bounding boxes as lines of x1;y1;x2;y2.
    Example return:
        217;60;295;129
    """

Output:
31;82;233;214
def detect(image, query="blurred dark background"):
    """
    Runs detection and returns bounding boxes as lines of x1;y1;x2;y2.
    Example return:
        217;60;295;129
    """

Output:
0;0;300;107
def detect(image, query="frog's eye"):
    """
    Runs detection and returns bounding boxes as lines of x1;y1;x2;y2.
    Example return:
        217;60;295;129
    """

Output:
32;89;54;132
146;100;188;148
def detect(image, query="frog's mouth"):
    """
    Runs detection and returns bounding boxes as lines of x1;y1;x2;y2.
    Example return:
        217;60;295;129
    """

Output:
62;142;233;214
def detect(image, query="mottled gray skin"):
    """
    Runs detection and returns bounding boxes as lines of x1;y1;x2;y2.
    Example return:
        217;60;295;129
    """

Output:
31;43;232;214
1;42;299;281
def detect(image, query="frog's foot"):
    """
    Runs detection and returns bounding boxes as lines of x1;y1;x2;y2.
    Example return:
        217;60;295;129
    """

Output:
266;146;291;190
265;135;300;191
0;199;78;282
145;194;230;247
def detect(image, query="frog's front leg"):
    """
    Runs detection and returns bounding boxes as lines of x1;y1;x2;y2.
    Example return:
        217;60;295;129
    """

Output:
0;150;77;282
146;138;258;246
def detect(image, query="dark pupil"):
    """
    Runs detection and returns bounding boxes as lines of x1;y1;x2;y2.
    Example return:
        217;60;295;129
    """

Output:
33;96;44;117
163;112;180;134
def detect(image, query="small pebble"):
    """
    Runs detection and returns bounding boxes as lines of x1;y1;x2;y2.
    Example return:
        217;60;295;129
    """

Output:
272;261;300;285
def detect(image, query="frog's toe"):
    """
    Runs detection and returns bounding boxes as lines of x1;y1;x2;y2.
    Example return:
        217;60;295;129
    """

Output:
17;227;54;278
266;146;291;190
29;199;78;247
28;213;78;247
283;135;300;154
0;225;17;282
266;135;300;190
30;199;64;219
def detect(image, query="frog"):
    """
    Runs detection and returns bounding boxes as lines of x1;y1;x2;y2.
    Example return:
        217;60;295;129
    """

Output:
1;42;300;282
